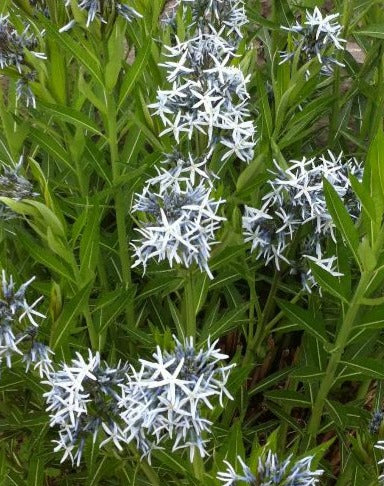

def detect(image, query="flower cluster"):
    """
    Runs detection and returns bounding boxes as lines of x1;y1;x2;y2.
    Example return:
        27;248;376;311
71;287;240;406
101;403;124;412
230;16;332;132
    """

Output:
180;0;247;42
0;158;38;220
139;0;253;277
376;441;384;483
217;452;324;485
370;410;384;434
0;270;52;376
0;14;45;108
150;0;255;163
43;337;233;466
117;336;234;461
0;14;45;72
150;30;255;163
29;0;50;16
16;71;38;109
61;0;142;31
131;152;225;278
280;7;346;76
43;350;128;467
242;152;362;292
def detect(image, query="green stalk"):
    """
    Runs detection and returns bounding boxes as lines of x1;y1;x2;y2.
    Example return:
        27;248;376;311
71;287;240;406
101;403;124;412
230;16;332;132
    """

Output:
306;227;384;444
105;90;134;323
328;1;352;145
184;270;196;339
253;271;279;357
192;453;205;480
140;462;161;486
127;445;160;486
369;44;384;141
84;307;99;350
306;271;371;443
247;277;258;344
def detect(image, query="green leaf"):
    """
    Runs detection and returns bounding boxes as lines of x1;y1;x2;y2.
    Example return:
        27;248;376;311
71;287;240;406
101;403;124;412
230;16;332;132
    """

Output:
266;402;304;434
323;178;361;266
167;297;184;341
249;367;293;395
364;129;384;217
41;103;103;136
139;275;183;300
291;366;325;381
357;237;377;271
355;24;384;39
79;203;101;281
200;303;249;342
29;127;76;175
118;36;153;110
50;281;93;350
236;154;266;192
309;262;349;303
264;390;312;407
41;19;103;85
105;18;126;91
354;305;384;330
27;453;44;486
95;288;135;335
339;358;384;379
26;200;66;237
18;232;76;283
277;300;329;344
349;174;377;223
255;70;273;139
215;421;245;473
326;400;369;428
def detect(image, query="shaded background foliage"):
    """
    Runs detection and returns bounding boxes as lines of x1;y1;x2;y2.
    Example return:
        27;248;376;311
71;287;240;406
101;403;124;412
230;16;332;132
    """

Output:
0;0;383;484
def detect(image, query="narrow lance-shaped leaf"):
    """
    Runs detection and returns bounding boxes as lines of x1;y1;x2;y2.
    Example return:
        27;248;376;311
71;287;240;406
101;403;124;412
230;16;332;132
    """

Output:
323;178;361;267
49;280;94;350
309;261;350;303
277;299;329;345
339;358;384;379
363;128;384;243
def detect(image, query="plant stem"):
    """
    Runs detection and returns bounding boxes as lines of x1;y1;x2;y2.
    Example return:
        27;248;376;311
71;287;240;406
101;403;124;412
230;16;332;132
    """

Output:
184;270;196;339
306;271;372;444
192;453;205;480
140;462;161;486
128;445;160;486
105;90;134;324
306;227;384;444
254;272;279;356
247;276;257;343
328;1;352;145
369;44;384;141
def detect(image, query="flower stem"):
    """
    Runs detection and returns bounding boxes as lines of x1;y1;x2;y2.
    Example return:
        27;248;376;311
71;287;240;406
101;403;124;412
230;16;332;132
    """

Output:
306;271;371;444
128;445;160;486
192;453;205;480
184;270;196;339
105;90;134;324
306;227;384;445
